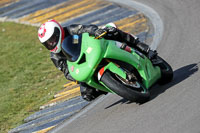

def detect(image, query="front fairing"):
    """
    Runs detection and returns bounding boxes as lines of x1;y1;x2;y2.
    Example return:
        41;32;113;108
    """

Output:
64;33;109;82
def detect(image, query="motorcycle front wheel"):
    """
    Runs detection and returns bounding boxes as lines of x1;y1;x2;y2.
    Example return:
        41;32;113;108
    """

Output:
101;71;150;103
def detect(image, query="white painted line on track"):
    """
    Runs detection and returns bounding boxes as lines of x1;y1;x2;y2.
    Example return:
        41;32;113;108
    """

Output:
50;94;111;133
108;0;164;50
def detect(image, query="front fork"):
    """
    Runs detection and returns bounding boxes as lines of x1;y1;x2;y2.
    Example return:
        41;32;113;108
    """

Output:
97;62;126;93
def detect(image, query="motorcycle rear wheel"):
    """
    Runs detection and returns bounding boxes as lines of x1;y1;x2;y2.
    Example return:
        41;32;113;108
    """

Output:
101;71;150;103
156;56;173;85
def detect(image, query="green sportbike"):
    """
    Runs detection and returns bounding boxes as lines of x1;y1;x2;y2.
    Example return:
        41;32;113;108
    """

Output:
61;27;173;103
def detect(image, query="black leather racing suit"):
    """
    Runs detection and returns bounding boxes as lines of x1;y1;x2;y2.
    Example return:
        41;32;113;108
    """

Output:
50;24;142;101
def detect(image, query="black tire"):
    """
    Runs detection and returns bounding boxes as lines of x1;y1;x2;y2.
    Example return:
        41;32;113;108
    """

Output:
101;71;150;103
156;56;173;85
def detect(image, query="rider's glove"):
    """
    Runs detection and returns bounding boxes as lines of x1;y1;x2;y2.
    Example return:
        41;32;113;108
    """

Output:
104;27;118;36
93;28;107;39
94;27;119;39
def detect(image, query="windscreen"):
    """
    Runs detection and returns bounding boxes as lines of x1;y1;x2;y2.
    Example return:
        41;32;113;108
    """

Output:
61;35;82;62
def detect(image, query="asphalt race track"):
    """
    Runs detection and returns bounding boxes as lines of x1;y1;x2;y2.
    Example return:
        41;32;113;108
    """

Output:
51;0;200;133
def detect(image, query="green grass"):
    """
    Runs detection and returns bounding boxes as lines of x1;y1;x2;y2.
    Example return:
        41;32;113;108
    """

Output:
0;22;67;133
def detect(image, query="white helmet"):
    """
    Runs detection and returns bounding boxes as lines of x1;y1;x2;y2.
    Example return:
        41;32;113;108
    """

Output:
38;19;65;53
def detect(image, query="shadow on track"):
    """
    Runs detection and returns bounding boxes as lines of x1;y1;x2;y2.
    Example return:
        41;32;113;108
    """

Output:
150;63;199;100
105;63;199;109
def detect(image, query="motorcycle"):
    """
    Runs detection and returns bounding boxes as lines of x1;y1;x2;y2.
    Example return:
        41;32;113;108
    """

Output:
61;23;173;103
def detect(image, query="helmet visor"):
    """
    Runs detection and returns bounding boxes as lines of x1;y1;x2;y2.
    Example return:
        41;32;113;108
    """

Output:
42;27;60;50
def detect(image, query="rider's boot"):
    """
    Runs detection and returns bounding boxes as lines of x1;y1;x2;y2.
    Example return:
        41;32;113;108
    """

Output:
135;42;158;60
136;42;162;65
126;41;159;65
80;83;107;101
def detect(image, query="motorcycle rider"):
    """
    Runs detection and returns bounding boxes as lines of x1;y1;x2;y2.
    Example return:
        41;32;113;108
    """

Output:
38;19;157;101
